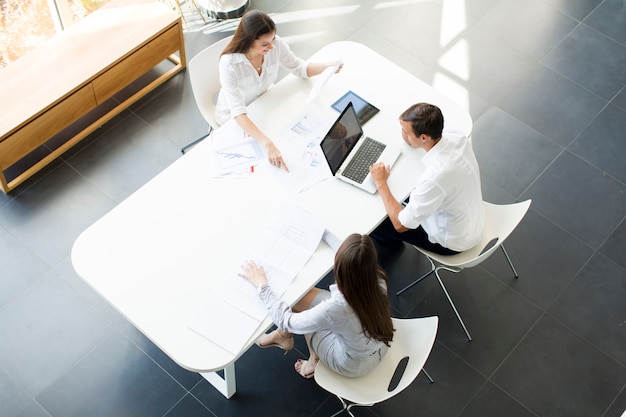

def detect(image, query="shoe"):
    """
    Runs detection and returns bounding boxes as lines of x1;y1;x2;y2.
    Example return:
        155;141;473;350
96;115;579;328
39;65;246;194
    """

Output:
256;329;294;354
294;358;318;379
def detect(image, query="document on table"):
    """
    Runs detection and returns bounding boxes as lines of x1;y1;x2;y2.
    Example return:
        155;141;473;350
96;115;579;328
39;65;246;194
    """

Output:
208;119;264;177
188;202;326;355
268;108;334;193
306;63;340;103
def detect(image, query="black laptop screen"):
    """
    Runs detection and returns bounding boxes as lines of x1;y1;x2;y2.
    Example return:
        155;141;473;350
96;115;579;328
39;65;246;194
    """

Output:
320;102;363;174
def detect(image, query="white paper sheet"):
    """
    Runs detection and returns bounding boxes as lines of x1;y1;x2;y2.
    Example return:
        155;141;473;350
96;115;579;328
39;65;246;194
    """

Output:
306;63;340;103
188;203;326;355
208;119;263;177
268;109;334;193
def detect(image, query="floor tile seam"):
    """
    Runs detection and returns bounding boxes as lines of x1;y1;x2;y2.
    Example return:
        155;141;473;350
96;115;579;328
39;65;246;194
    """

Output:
529;64;616;134
487;104;568;163
579;18;626;48
345;26;434;82
164;391;217;417
596;217;626;255
161;394;187;417
57;107;135;165
563;98;612;147
541;244;596;312
187;395;217;417
565;144;626;189
581;14;626;48
518;205;600;272
557;96;626;186
122;329;197;396
128;75;180;115
458;374;543;417
472;10;581;66
60;158;123;205
538;33;626;101
450;377;490;417
434;338;540;417
542;307;626;370
514;143;562;197
0;364;42;417
473;263;550;314
30;327;115;405
478;312;552;417
365;11;479;72
125;109;163;137
516;62;626;149
600;383;626;417
538;0;591;23
351;2;393;34
1;156;70;201
0;195;12;209
308;395;336;417
541;248;626;366
531;17;583;63
433;339;492;385
562;146;626;190
607;85;626;104
0;222;55;277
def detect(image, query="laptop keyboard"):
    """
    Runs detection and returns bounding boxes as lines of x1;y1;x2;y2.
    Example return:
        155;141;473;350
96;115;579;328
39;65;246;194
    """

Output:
341;137;386;183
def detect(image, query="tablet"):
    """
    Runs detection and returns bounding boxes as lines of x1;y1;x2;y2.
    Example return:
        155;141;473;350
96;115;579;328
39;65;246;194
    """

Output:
331;90;380;125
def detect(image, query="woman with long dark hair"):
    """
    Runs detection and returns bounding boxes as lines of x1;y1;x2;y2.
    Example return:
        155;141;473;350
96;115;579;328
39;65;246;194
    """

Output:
239;233;394;378
215;9;342;172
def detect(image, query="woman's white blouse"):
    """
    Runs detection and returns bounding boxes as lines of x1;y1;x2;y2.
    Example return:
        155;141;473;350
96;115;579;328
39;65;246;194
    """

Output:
258;283;387;358
215;36;309;125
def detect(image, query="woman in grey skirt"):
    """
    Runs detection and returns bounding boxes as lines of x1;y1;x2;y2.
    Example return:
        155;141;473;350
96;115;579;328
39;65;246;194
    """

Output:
239;233;394;379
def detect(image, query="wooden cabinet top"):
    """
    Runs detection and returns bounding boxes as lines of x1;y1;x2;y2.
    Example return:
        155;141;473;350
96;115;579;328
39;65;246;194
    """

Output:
0;0;180;139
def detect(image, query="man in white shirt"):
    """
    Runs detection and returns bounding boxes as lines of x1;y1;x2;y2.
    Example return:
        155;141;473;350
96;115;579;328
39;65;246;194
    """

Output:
369;103;484;256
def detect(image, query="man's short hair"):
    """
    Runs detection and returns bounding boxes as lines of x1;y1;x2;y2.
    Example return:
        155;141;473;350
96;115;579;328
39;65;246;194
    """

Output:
400;103;444;139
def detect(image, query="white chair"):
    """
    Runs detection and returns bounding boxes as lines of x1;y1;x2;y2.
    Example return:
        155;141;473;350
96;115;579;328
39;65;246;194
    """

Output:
181;35;233;154
314;316;438;417
396;200;531;341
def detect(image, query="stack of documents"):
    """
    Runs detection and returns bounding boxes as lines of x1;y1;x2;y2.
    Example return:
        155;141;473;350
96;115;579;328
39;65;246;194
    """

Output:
188;202;326;355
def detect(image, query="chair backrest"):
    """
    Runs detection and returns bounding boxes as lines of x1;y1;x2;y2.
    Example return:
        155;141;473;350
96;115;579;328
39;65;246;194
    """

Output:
416;200;531;269
188;36;233;129
314;316;438;406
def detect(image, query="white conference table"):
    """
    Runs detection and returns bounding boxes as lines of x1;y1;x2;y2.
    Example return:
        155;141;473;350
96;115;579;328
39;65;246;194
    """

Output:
71;41;472;398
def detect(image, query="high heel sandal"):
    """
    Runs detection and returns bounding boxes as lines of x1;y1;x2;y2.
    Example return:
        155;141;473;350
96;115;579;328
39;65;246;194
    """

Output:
294;358;319;379
256;329;294;354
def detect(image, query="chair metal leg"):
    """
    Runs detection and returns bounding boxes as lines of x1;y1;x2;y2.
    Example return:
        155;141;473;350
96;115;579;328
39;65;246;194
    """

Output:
181;128;212;154
396;256;436;296
500;244;518;278
435;267;472;341
329;395;373;417
421;368;434;383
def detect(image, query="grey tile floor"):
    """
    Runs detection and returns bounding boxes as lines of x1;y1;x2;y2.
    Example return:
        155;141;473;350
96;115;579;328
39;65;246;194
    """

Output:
1;0;625;416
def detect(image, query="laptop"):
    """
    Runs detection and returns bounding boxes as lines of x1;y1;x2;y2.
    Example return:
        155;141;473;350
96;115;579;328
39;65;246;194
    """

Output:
319;102;401;194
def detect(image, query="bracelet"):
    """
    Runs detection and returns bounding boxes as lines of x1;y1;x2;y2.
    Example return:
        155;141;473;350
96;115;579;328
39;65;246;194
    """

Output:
256;283;269;293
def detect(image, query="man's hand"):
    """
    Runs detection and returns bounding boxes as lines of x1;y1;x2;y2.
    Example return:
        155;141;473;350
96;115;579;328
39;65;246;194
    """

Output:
369;162;390;188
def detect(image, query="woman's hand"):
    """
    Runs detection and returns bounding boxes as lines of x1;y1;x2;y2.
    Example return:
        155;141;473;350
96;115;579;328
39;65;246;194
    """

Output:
332;61;344;74
239;260;269;287
263;141;289;172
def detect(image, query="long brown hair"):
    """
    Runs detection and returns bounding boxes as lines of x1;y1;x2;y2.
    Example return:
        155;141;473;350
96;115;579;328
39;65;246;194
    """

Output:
334;234;394;346
221;10;276;56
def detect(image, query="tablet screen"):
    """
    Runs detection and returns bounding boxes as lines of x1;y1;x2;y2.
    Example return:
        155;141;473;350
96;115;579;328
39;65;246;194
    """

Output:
331;91;380;125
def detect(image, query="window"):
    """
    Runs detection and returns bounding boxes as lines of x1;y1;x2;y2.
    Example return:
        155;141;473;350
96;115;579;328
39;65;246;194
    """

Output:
0;0;110;68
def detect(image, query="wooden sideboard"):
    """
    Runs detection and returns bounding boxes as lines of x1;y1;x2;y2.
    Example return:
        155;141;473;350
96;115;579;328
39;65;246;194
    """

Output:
0;0;186;193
